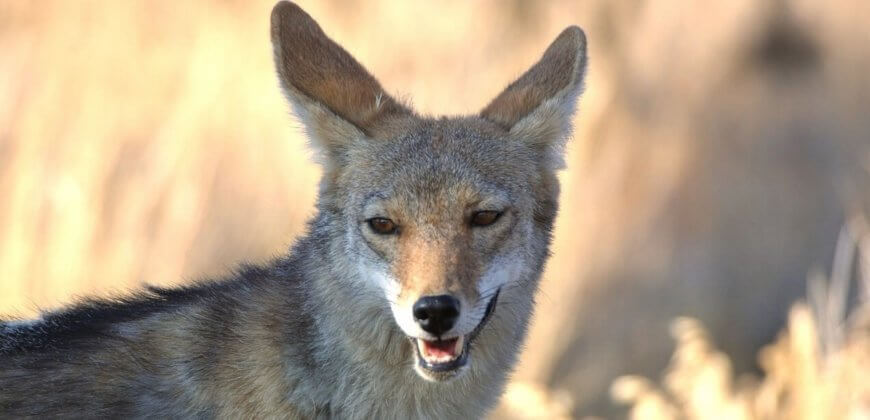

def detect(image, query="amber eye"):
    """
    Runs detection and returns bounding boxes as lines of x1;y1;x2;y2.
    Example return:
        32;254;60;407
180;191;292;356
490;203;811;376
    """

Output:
470;211;502;227
367;217;398;235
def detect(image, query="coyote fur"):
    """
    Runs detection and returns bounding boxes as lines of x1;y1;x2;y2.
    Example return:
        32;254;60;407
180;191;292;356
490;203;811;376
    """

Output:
0;2;587;418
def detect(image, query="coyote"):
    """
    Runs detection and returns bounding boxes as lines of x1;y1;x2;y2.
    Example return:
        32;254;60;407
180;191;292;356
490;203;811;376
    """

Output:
0;2;587;418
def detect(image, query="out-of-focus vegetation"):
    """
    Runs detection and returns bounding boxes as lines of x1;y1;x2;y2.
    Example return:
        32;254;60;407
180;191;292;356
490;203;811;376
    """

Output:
611;216;870;420
1;1;868;418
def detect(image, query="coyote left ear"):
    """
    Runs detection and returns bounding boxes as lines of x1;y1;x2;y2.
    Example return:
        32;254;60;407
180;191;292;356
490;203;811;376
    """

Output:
270;1;410;166
481;26;588;169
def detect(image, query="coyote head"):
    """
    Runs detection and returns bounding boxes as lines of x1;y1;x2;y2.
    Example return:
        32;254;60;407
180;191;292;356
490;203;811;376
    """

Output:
271;2;586;382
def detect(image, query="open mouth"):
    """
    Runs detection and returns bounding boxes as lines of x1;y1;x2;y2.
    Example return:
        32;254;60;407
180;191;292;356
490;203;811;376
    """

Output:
414;335;468;371
410;288;500;377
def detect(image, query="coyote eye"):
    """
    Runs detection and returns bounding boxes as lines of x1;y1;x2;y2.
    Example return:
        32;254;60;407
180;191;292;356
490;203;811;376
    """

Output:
367;217;398;235
470;211;502;227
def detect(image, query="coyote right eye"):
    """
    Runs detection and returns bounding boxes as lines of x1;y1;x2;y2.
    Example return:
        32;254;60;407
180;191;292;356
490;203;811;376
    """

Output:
471;210;502;227
367;217;398;235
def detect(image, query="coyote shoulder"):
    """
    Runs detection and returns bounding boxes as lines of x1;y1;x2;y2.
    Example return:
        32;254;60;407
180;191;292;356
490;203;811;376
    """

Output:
0;2;587;418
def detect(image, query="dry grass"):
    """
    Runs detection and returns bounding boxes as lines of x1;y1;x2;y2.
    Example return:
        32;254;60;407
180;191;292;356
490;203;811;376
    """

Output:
611;216;870;420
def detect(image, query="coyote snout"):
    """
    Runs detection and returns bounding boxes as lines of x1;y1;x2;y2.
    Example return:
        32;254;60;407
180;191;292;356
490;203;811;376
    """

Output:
412;295;466;374
407;290;501;381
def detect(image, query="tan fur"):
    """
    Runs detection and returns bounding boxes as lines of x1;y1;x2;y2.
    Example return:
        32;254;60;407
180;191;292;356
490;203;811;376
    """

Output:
394;226;481;305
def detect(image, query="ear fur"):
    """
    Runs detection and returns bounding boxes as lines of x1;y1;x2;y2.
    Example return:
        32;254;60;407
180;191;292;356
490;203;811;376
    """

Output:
270;1;409;165
481;26;588;169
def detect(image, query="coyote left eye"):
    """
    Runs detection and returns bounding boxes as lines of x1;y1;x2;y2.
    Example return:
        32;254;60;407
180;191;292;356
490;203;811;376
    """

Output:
470;211;502;227
368;217;398;235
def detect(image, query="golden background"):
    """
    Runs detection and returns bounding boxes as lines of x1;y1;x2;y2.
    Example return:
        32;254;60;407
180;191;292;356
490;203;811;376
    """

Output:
1;1;868;418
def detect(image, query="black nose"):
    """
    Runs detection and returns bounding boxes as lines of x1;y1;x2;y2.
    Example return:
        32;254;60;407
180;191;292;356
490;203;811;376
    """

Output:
412;295;460;336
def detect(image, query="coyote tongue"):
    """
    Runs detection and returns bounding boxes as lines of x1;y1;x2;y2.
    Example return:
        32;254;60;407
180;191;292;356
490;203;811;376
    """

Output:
420;337;462;361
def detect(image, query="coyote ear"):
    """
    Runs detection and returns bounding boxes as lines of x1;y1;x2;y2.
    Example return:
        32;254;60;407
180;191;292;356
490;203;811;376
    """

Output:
270;1;409;164
481;26;588;169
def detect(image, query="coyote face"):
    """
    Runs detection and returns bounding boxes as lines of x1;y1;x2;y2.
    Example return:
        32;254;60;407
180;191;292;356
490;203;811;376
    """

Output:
272;2;587;382
345;120;543;381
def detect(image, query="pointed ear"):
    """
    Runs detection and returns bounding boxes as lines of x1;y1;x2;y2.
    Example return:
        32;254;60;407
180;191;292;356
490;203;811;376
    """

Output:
270;1;410;164
481;26;588;169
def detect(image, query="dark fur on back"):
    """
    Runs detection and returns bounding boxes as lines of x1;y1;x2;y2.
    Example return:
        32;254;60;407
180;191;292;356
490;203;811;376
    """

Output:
1;263;272;355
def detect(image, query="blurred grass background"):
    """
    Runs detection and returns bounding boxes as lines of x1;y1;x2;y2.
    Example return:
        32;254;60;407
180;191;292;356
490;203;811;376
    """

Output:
0;0;868;418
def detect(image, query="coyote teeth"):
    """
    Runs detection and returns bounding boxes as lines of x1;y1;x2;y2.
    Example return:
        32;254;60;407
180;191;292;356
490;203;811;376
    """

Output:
418;336;465;364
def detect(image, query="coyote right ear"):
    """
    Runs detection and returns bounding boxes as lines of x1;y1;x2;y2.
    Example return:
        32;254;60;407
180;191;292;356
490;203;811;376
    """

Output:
270;1;409;165
481;26;588;170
